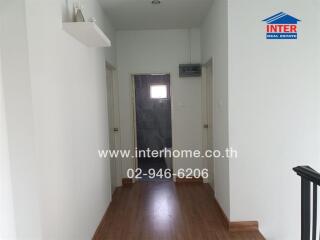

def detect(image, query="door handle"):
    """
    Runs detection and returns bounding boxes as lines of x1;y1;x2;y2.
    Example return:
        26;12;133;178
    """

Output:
203;124;209;129
113;128;119;132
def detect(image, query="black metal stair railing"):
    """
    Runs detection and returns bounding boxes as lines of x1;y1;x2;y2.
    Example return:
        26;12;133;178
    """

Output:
294;166;320;240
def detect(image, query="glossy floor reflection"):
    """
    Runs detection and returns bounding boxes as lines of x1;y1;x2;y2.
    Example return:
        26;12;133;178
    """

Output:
138;157;170;181
94;182;265;240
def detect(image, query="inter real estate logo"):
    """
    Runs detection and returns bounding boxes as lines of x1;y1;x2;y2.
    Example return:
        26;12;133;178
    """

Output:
263;12;301;40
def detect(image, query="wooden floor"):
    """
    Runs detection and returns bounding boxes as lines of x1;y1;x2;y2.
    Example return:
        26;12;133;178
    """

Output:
94;182;265;240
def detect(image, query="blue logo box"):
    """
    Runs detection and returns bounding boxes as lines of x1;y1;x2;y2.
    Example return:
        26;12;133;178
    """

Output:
266;33;297;39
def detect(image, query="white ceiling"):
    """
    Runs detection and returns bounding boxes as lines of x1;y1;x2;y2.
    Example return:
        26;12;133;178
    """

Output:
99;0;214;30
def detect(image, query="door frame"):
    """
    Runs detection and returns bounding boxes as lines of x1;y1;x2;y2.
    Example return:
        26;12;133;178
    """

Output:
131;73;173;176
201;59;214;187
105;62;122;190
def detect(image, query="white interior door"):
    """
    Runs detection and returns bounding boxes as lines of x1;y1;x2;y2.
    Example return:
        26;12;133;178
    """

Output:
106;65;121;192
202;60;214;187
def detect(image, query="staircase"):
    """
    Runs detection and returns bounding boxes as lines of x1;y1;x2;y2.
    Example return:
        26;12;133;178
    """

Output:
294;166;320;240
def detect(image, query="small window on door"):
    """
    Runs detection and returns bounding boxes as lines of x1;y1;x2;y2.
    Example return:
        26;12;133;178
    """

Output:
150;85;168;99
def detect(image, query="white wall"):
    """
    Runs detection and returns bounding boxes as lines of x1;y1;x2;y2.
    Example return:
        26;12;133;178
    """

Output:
201;0;230;217
116;29;204;176
0;1;43;238
1;0;116;239
228;0;320;239
0;27;16;240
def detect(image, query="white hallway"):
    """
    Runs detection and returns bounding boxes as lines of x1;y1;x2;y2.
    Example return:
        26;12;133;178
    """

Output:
0;0;320;239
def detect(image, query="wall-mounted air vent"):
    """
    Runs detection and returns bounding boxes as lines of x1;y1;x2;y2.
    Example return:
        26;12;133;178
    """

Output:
179;64;202;78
